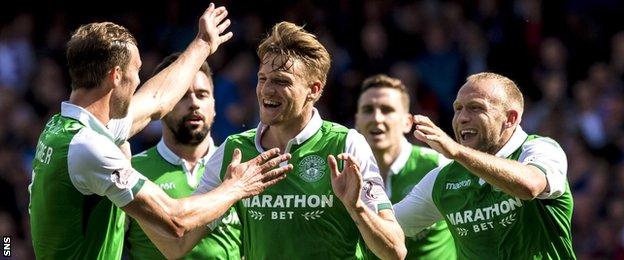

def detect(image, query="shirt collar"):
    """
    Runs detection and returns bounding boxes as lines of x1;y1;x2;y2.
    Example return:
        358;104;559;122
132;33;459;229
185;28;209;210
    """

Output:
156;137;216;166
388;137;413;175
60;101;115;141
254;108;323;153
494;126;528;158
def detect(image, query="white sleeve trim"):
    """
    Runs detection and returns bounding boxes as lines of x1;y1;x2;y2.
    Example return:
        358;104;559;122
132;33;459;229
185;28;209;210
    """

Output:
345;129;392;213
68;129;145;207
195;142;226;195
520;137;568;199
393;166;444;237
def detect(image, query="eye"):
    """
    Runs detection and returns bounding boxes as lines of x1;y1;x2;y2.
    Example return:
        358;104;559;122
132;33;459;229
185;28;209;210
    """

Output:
197;91;211;99
380;106;394;114
359;106;373;114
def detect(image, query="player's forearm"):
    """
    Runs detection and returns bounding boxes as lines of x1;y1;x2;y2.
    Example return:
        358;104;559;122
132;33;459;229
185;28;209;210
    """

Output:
129;38;211;136
125;179;239;239
172;182;241;232
347;203;406;260
139;219;208;259
453;145;547;200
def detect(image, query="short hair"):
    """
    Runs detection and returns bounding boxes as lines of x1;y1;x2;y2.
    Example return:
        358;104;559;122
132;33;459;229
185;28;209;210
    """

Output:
66;22;137;90
257;22;331;86
152;52;212;86
360;74;410;110
466;72;524;114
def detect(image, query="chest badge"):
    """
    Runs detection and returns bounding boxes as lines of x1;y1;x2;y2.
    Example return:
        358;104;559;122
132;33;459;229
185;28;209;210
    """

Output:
297;155;326;183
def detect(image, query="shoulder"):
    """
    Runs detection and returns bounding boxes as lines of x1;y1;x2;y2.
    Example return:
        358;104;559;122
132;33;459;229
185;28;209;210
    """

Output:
69;128;120;163
131;146;158;164
321;120;349;135
225;129;257;145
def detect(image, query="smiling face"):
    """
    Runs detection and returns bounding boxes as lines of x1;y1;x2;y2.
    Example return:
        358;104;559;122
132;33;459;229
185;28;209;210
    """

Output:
452;78;514;154
356;87;411;153
163;71;215;145
256;53;316;127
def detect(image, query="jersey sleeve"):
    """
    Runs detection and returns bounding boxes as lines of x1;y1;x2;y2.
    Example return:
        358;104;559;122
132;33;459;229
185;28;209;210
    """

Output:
107;114;132;145
393;166;444;237
345;129;392;213
195;142;226;195
67;129;146;207
195;142;231;230
519;137;568;199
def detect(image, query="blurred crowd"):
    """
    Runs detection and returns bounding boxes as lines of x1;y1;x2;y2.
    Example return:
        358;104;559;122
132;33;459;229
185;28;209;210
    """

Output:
1;0;624;259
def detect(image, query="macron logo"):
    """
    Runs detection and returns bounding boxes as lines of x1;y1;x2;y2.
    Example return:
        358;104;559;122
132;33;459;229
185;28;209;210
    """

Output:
446;179;472;190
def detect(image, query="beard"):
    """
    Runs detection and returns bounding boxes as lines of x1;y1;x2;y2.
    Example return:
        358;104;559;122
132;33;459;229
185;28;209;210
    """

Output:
164;114;210;145
110;93;130;119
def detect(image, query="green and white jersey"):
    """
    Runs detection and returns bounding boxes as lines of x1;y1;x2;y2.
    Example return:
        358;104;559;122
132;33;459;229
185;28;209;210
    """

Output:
395;127;574;259
366;138;455;260
30;102;145;259
195;109;392;259
126;139;242;260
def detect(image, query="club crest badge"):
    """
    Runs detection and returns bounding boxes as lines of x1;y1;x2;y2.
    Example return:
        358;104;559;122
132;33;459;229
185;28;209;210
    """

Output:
297;155;326;183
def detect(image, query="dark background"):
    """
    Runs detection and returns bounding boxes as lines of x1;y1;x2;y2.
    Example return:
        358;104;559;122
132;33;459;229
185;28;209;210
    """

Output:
1;0;624;259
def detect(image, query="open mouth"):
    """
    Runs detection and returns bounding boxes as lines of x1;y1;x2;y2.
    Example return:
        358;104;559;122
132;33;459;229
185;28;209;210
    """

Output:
369;128;384;137
263;99;282;109
459;129;477;142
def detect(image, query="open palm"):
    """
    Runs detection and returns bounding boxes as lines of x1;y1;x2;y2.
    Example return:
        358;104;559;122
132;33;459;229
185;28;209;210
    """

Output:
328;153;363;208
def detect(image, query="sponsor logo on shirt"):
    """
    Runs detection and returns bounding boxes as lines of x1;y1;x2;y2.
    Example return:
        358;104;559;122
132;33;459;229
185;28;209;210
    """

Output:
159;182;176;190
446;179;472;190
297;155;326;183
445;197;523;236
242;194;334;221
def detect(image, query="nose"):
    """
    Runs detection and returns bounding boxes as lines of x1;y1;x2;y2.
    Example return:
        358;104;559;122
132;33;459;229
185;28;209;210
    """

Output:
189;94;200;110
456;108;469;124
372;109;384;123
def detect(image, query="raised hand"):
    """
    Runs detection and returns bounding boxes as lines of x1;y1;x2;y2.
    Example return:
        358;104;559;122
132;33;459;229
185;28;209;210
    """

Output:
197;3;233;55
328;153;363;209
223;148;293;199
412;115;460;159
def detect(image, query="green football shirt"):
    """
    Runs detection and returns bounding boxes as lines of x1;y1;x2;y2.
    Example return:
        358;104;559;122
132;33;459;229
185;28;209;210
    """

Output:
395;127;574;259
367;138;455;260
30;102;145;259
126;139;242;259
195;109;393;259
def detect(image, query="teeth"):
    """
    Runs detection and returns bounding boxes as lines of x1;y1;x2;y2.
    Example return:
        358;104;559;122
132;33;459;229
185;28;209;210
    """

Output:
263;99;280;106
460;129;477;135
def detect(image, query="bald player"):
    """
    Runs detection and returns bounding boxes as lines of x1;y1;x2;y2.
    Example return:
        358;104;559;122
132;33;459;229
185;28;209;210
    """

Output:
394;72;575;259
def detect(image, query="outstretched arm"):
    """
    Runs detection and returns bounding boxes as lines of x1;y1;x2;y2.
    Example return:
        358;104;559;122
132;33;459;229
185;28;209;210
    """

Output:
329;154;406;260
123;148;292;259
128;3;233;137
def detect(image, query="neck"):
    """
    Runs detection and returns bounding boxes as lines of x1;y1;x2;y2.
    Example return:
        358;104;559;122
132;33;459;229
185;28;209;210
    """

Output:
162;132;212;170
262;108;313;151
69;87;112;125
372;144;402;180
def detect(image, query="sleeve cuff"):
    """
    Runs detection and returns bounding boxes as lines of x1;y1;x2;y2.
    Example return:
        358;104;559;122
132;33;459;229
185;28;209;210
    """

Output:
527;162;565;199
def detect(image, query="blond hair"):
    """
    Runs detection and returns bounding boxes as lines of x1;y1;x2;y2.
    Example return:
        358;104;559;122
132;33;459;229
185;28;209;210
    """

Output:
67;22;137;90
466;72;524;114
257;22;331;86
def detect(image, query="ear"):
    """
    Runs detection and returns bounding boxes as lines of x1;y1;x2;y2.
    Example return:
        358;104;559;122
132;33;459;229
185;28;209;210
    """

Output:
307;81;323;102
403;112;413;134
109;66;123;89
504;109;519;129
